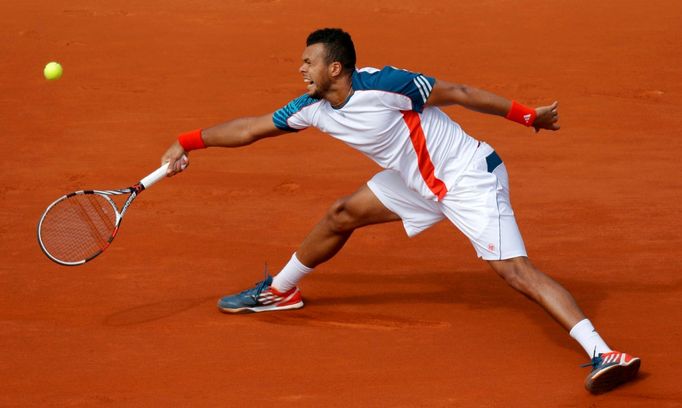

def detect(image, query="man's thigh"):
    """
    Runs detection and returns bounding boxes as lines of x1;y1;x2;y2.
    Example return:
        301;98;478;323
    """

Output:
439;153;527;261
366;170;445;237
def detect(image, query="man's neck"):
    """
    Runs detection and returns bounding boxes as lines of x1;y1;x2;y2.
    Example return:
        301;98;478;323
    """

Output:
326;76;353;108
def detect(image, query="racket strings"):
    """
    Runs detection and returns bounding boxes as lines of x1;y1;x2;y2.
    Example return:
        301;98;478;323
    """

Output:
83;194;116;241
39;193;118;263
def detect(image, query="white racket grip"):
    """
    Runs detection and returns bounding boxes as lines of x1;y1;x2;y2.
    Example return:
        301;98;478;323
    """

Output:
139;155;188;189
139;163;169;189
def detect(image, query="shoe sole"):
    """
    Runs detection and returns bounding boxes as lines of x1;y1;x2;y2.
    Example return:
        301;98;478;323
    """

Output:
585;358;641;394
218;300;304;314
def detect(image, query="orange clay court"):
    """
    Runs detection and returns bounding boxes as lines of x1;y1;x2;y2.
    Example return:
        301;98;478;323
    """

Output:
1;0;681;406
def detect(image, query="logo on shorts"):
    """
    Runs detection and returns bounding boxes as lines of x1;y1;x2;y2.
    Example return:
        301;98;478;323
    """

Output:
488;244;496;252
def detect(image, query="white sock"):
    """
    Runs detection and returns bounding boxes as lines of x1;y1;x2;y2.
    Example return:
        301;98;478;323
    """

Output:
570;318;612;357
271;253;313;293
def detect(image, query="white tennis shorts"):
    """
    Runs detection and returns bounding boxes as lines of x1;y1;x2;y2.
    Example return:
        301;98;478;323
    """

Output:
367;142;527;261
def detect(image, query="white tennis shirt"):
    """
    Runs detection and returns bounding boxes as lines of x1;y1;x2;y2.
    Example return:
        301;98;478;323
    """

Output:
273;66;480;201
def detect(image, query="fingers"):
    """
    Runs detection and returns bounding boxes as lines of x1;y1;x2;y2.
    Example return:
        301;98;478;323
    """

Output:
550;101;559;122
162;156;185;176
164;159;176;176
536;101;560;133
167;154;189;176
161;141;190;176
175;154;189;173
551;102;560;129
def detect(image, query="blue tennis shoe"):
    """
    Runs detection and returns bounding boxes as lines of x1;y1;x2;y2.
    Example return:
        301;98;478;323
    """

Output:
217;272;303;313
582;351;640;394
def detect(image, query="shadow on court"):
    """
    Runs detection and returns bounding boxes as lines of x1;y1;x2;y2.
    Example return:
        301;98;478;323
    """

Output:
103;296;216;326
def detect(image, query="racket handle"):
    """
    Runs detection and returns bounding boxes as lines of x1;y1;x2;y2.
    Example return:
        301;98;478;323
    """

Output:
139;155;188;190
140;163;169;189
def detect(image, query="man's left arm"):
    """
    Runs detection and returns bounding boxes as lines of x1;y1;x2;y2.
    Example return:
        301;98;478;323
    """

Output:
425;79;560;132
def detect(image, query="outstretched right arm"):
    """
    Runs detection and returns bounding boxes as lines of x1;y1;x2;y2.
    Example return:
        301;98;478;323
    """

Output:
162;113;288;176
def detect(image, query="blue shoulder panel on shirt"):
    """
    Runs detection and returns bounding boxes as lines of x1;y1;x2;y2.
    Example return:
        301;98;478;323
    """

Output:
273;94;319;132
352;66;436;112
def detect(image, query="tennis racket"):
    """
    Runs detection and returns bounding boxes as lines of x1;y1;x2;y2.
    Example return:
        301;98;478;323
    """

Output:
37;161;175;266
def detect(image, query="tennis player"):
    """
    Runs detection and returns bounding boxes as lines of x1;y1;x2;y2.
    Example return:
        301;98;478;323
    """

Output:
160;28;640;394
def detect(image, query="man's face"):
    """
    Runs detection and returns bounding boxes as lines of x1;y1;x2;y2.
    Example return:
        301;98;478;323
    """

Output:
299;43;332;99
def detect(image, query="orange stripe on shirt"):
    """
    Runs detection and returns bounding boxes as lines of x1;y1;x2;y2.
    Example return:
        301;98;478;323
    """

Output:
401;110;448;200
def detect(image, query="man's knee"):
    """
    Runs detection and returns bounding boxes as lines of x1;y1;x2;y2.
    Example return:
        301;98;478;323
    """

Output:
490;257;538;293
325;197;356;234
323;186;400;234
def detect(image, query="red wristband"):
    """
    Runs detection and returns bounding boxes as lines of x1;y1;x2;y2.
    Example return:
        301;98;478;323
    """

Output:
506;101;536;127
178;129;205;151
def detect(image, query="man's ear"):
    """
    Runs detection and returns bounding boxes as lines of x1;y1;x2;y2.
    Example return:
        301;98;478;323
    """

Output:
329;61;343;78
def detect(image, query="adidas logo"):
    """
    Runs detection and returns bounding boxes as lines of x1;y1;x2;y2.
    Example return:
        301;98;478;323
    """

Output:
523;113;532;124
258;290;282;305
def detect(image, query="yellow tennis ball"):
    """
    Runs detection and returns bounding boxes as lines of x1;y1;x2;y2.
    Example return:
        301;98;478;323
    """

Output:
43;62;63;81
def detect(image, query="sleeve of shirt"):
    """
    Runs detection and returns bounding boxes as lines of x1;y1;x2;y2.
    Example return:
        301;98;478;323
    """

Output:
360;66;436;113
272;94;319;132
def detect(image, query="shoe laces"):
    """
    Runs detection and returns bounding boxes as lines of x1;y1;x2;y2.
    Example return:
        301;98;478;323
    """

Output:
239;264;272;298
580;349;603;369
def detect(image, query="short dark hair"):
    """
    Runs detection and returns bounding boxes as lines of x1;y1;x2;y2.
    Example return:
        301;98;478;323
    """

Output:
306;28;356;73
